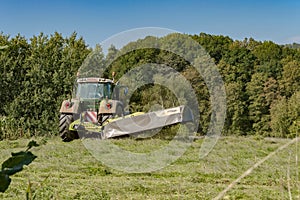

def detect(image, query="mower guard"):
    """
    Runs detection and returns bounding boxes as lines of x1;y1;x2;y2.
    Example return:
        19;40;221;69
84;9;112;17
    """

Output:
70;105;194;139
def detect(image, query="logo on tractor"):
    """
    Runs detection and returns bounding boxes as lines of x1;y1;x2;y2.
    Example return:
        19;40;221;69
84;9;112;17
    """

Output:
106;103;112;110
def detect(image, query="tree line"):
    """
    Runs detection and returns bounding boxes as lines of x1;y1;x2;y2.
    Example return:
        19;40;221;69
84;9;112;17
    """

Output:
0;32;299;139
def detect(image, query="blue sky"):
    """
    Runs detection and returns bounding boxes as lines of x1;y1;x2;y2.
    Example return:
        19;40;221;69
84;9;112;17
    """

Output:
1;0;300;47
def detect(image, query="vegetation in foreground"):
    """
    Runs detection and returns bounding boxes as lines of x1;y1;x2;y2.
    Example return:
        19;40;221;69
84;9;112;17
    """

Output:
0;136;299;199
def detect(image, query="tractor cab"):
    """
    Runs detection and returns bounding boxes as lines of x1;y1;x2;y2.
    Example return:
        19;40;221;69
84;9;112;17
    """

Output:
75;78;114;100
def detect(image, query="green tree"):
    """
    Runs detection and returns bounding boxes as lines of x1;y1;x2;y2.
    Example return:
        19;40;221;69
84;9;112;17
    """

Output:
191;33;233;64
218;42;255;84
224;82;249;135
279;60;300;97
0;34;30;115
105;45;119;67
182;66;210;134
253;41;283;78
270;91;300;137
246;72;269;134
5;32;89;136
270;97;289;137
79;44;104;77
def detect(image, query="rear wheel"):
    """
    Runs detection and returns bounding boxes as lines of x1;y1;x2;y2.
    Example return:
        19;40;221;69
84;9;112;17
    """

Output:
59;114;79;142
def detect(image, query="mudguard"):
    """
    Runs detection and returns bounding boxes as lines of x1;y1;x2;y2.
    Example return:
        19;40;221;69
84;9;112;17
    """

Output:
59;100;79;114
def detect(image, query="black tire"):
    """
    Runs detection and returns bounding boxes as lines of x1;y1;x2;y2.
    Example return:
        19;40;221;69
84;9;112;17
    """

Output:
59;114;79;142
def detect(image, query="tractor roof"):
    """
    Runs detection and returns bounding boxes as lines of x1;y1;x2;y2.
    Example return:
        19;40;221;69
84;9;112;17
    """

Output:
77;77;114;83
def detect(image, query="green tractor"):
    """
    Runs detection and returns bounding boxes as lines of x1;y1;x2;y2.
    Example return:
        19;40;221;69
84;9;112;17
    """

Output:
59;77;194;142
59;77;124;142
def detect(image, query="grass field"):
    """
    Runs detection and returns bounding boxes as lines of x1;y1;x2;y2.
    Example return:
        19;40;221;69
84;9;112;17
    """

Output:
0;136;299;199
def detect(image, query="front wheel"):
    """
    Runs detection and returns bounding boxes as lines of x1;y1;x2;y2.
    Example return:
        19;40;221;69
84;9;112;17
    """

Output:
59;114;79;142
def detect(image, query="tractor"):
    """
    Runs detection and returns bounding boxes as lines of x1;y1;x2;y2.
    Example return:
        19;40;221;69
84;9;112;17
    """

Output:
59;77;124;142
59;76;194;142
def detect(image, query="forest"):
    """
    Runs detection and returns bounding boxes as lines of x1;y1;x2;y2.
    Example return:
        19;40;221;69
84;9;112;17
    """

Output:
0;32;300;139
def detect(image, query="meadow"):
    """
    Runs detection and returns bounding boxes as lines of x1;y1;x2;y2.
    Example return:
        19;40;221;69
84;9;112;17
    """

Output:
0;136;299;199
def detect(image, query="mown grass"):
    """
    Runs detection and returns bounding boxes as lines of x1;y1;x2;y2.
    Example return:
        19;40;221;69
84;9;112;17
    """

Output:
0;136;299;199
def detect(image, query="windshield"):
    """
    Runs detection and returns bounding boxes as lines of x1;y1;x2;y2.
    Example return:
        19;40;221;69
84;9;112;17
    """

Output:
76;83;111;99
